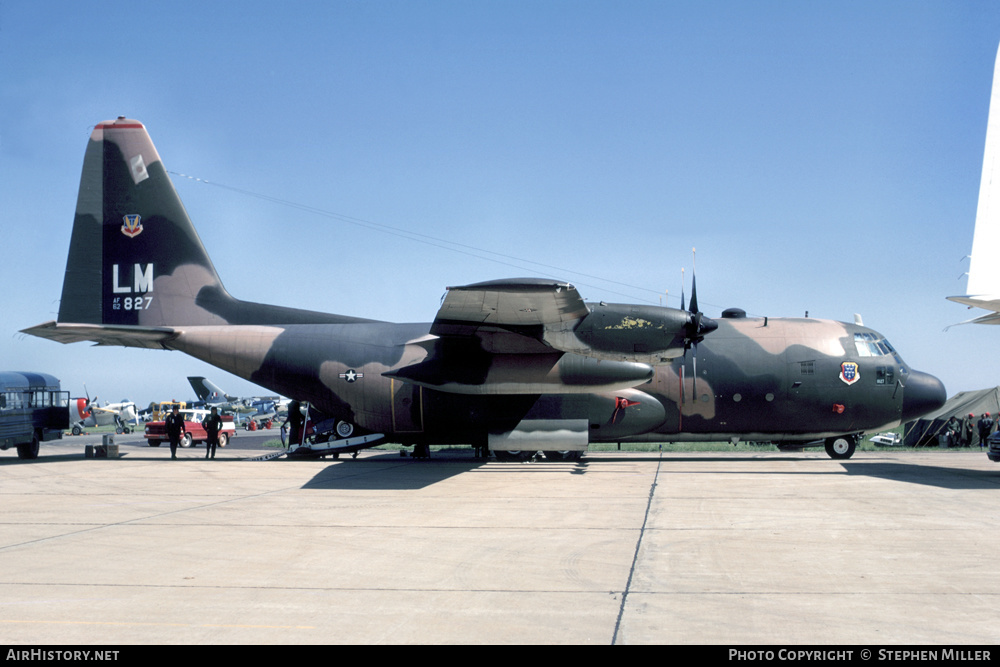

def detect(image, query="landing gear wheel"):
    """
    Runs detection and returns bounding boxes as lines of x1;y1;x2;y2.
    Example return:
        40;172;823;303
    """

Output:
825;436;856;459
17;434;39;460
72;425;82;436
493;450;535;462
543;450;583;461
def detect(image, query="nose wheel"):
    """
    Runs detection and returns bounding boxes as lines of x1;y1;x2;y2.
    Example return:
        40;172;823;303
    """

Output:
825;435;857;459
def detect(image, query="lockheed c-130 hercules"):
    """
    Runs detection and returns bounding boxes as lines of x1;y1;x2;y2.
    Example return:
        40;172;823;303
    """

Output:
23;118;946;460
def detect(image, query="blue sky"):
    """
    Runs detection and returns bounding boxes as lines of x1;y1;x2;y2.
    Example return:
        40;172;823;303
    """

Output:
3;1;1000;408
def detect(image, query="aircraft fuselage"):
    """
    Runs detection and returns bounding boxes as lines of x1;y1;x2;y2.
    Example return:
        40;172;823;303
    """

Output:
166;312;935;446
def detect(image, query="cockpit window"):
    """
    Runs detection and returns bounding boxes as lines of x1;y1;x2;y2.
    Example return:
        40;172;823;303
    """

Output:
854;333;908;374
854;333;882;357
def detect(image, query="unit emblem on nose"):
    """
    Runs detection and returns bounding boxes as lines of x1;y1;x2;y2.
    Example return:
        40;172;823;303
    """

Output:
839;362;860;386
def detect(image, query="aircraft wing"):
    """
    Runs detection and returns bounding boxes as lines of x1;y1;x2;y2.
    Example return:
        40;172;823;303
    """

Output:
427;277;708;363
21;321;179;349
430;278;589;339
384;278;693;395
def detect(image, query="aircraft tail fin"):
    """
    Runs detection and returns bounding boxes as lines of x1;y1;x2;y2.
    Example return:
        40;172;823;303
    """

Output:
188;376;233;403
955;43;1000;306
32;117;376;348
29;118;373;345
56;117;233;328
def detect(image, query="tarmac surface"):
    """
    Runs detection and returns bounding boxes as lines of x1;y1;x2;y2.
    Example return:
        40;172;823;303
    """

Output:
1;437;999;645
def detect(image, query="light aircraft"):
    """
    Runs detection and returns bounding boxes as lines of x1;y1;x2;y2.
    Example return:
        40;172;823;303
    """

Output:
949;42;1000;322
70;395;139;435
23;118;946;459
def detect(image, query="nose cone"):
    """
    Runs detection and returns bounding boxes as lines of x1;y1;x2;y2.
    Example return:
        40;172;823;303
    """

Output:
699;316;719;337
902;371;947;422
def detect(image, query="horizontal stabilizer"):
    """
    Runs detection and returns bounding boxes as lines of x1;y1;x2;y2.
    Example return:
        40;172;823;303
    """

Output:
946;294;1000;311
20;320;178;349
944;310;1000;329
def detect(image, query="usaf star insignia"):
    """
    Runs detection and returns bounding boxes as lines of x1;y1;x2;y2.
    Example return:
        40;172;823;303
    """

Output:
339;369;363;382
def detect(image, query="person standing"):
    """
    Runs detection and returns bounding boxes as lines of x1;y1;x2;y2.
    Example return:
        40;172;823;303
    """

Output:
962;413;975;447
203;407;223;460
978;412;995;449
165;405;186;460
285;400;304;449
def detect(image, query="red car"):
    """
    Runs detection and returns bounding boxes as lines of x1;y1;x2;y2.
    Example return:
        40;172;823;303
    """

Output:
145;409;236;448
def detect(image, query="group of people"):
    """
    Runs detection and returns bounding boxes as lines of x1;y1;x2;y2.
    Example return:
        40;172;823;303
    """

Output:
164;405;224;460
942;412;996;448
164;401;307;459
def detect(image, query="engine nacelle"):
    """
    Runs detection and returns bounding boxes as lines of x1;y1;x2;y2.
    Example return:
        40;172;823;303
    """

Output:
544;302;716;364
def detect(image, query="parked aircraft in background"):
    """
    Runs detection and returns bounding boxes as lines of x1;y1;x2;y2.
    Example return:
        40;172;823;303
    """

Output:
188;376;287;414
23;119;946;460
187;376;241;408
950;42;1000;323
187;376;289;429
70;395;139;435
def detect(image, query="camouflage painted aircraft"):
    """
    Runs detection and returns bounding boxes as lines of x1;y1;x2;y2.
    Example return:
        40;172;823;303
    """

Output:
187;376;286;414
23;118;946;460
